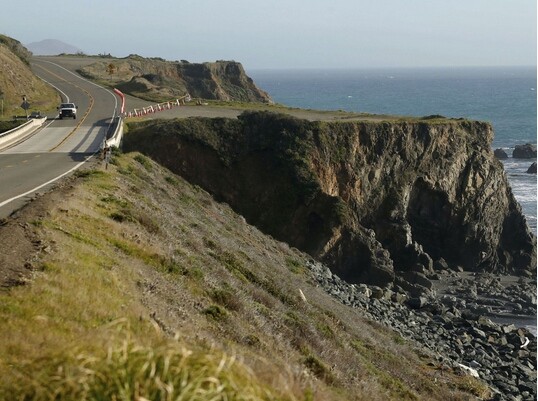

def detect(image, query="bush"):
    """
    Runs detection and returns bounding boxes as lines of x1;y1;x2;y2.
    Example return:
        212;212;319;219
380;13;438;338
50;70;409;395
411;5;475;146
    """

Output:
202;304;227;320
0;120;22;134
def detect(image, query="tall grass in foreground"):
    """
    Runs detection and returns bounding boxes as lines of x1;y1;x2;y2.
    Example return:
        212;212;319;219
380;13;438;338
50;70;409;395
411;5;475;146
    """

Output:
2;322;290;401
0;165;296;401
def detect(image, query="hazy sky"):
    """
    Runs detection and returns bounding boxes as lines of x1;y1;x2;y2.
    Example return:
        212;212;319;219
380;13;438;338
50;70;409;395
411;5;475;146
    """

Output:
2;0;536;69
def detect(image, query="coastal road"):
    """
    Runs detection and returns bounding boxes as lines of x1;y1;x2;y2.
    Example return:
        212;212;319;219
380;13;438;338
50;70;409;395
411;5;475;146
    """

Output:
0;59;119;218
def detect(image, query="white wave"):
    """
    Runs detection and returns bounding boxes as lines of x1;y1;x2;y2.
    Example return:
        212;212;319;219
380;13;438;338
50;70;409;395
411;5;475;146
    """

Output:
514;193;537;204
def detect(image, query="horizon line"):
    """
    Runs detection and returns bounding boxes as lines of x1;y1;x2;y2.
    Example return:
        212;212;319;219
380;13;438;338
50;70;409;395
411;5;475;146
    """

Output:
246;64;537;71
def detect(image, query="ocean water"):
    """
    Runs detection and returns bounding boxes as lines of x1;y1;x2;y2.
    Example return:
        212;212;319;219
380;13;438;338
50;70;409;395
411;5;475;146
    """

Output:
250;67;537;235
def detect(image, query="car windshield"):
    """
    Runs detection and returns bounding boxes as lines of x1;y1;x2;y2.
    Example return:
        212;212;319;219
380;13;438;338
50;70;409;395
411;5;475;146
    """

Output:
61;103;75;108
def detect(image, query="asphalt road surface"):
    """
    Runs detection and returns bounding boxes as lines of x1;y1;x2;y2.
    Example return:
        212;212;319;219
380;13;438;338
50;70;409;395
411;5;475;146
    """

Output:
0;58;120;218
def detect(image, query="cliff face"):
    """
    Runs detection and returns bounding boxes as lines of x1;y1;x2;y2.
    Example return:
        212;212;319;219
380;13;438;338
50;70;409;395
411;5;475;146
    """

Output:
77;56;272;103
124;112;536;287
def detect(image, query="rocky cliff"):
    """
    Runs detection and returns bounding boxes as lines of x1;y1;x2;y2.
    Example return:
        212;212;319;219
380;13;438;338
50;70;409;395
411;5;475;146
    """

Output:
77;55;272;103
124;112;536;288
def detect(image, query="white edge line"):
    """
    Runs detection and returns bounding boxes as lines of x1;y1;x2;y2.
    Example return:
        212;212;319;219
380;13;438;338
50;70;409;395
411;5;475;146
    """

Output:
38;75;69;103
0;154;95;208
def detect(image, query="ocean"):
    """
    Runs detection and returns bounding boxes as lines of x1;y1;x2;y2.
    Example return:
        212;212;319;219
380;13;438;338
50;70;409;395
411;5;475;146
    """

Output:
250;67;537;235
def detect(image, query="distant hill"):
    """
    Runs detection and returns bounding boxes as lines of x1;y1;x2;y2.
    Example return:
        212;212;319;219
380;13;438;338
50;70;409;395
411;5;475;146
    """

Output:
26;39;82;56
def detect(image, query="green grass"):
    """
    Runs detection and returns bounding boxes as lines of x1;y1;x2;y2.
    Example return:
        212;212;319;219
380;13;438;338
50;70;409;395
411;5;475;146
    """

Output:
286;257;305;274
134;153;153;170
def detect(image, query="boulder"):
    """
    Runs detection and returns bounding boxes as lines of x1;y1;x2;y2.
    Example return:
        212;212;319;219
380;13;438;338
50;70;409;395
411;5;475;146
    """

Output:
391;292;407;304
494;148;508;159
433;258;449;271
402;271;433;289
355;284;372;298
527;162;536;174
408;296;429;309
394;275;431;297
369;286;385;299
513;143;537;159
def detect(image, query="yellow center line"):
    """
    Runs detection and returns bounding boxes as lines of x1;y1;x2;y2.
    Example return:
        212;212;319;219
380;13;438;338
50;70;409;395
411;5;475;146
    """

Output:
33;63;95;152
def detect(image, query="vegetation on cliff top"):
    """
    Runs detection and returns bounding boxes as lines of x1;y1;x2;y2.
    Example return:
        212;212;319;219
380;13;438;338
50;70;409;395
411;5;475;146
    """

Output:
75;54;272;103
0;153;488;400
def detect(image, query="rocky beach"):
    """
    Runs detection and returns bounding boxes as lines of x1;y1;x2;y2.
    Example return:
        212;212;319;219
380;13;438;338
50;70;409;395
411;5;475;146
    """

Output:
306;259;536;400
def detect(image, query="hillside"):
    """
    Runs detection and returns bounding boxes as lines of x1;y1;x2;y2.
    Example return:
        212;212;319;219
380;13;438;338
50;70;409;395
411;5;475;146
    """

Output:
76;55;273;103
0;153;489;400
0;35;60;117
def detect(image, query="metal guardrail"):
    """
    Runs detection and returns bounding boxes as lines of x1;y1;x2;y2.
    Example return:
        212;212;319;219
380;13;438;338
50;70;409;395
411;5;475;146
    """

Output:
105;116;124;149
0;117;47;150
1;86;124;152
0;114;123;153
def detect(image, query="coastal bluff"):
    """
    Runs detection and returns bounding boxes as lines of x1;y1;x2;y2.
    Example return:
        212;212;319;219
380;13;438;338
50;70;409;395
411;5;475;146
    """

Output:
124;111;536;288
77;55;272;103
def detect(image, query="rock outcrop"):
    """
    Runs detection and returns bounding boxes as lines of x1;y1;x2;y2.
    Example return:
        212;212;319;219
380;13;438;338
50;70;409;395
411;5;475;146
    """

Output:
125;111;536;287
494;148;508;159
78;55;272;103
527;162;537;174
513;143;537;159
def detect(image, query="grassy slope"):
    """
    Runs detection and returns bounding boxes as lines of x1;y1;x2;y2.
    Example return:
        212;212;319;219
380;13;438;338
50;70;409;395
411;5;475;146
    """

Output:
0;152;489;400
0;39;60;118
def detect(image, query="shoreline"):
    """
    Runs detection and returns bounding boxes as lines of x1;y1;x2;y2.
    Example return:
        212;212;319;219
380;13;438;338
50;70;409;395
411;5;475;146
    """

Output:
306;259;536;399
490;315;537;336
432;270;537;337
432;271;537;330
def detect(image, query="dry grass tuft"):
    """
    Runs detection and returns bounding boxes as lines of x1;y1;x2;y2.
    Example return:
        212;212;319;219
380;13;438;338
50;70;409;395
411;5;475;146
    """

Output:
3;321;293;401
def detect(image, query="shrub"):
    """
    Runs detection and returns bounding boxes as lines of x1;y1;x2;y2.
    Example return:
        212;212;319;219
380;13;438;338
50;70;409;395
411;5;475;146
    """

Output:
210;287;242;311
202;304;227;320
303;354;335;384
134;154;153;171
